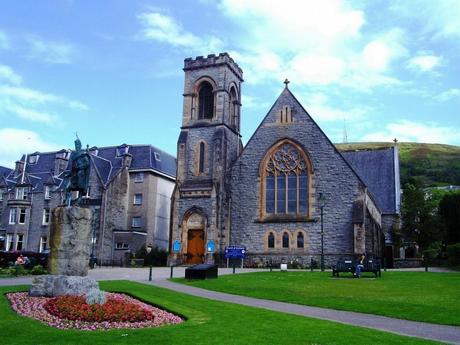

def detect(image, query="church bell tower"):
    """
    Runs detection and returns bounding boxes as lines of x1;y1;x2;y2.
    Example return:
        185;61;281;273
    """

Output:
170;53;243;265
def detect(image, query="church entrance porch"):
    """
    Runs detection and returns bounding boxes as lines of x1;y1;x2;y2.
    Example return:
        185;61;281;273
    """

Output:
187;229;205;264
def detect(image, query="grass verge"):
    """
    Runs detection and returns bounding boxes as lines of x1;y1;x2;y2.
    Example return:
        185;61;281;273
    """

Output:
0;280;439;345
174;271;460;326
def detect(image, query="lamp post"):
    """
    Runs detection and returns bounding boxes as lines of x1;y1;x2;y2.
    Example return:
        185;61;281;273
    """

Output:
319;193;326;272
146;244;153;281
89;218;97;269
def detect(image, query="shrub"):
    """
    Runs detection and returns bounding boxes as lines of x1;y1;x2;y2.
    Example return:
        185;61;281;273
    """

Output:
446;243;460;266
8;265;26;277
30;264;47;275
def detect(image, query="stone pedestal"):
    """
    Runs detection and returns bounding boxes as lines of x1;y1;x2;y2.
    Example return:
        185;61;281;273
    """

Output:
48;206;93;276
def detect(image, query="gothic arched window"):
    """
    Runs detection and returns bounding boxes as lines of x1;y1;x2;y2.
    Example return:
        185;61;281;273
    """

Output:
262;141;312;217
199;142;205;174
229;86;238;128
297;232;304;248
282;232;289;248
198;81;214;119
268;232;275;248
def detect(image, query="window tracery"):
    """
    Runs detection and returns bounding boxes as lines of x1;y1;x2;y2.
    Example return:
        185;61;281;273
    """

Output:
263;142;311;216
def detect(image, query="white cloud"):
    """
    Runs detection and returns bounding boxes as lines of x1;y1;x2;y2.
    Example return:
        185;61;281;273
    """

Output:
433;88;460;102
408;54;443;72
0;64;22;85
68;100;89;111
219;1;406;91
392;0;460;39
26;37;76;64
362;120;460;144
300;92;369;122
138;11;223;53
0;85;60;103
0;30;9;49
5;104;57;125
0;128;61;167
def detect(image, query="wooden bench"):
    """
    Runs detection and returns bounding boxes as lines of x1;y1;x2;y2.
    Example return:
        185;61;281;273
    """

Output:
332;259;381;278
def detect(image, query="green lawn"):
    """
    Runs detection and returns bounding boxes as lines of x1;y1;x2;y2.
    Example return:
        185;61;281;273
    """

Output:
174;271;460;326
0;281;438;345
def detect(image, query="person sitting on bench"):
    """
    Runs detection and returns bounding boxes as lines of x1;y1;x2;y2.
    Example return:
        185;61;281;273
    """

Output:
355;254;365;278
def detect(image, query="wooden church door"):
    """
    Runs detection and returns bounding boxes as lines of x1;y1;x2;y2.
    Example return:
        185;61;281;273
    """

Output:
187;229;205;264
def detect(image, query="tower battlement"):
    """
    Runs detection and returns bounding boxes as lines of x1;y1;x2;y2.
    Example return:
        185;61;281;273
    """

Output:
184;53;243;80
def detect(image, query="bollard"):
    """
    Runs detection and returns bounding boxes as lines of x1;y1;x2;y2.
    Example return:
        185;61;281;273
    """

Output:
149;265;153;281
170;265;174;279
425;259;428;272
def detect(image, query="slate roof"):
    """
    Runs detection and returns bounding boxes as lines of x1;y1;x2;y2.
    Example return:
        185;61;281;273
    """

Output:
0;166;12;178
341;147;397;214
5;144;176;192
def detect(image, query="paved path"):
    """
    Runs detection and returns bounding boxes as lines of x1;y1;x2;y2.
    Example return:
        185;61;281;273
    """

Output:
1;267;459;344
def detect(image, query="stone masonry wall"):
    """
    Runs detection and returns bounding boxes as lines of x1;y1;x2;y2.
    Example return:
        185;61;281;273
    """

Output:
229;88;364;262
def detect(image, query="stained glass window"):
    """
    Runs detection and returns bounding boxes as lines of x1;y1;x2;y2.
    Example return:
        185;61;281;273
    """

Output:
264;142;309;215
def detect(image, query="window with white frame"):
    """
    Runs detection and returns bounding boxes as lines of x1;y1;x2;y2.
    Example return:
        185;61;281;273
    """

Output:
19;208;26;224
42;208;50;225
131;216;142;228
115;242;129;249
133;193;143;205
9;208;17;224
15;187;28;200
0;188;4;201
39;236;48;253
134;172;144;183
16;234;24;251
28;154;39;164
6;234;14;251
44;185;51;199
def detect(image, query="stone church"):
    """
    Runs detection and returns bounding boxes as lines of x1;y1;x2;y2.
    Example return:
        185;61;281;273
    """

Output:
169;53;400;267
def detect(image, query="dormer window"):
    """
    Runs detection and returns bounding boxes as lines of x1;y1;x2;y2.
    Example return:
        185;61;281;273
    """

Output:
28;154;39;164
44;186;51;200
154;152;161;161
56;151;70;159
15;187;28;200
198;81;214;120
116;145;129;157
89;147;99;156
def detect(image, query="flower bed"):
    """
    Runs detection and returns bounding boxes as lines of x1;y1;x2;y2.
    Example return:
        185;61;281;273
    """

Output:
6;292;183;331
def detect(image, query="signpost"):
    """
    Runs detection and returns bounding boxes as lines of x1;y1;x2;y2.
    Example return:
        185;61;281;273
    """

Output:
225;246;246;269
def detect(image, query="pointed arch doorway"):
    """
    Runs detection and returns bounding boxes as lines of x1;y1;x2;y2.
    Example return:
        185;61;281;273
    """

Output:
185;213;205;264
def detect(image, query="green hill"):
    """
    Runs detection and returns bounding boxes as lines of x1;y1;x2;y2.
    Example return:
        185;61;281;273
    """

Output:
336;142;460;187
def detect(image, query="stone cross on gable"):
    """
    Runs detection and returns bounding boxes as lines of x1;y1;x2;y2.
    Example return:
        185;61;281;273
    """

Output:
284;78;290;88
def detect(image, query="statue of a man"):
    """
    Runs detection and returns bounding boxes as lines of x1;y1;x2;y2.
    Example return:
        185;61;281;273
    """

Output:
64;138;90;206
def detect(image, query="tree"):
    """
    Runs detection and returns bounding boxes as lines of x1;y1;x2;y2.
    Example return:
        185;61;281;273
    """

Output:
401;179;441;252
438;192;460;245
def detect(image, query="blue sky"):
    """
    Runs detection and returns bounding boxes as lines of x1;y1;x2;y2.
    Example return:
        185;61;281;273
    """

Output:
1;0;459;167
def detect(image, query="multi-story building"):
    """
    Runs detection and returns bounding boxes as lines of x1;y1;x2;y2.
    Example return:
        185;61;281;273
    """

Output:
0;144;176;265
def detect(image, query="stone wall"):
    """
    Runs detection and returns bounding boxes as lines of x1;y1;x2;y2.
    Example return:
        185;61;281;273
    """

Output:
229;88;365;262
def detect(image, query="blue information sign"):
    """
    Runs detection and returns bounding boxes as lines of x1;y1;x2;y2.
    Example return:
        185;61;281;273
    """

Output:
225;246;246;259
207;240;215;253
172;240;181;253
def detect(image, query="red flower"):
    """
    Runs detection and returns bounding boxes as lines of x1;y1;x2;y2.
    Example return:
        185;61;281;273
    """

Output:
43;295;154;323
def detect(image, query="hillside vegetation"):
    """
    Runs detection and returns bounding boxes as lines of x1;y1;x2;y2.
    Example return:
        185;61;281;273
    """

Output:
336;142;460;187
